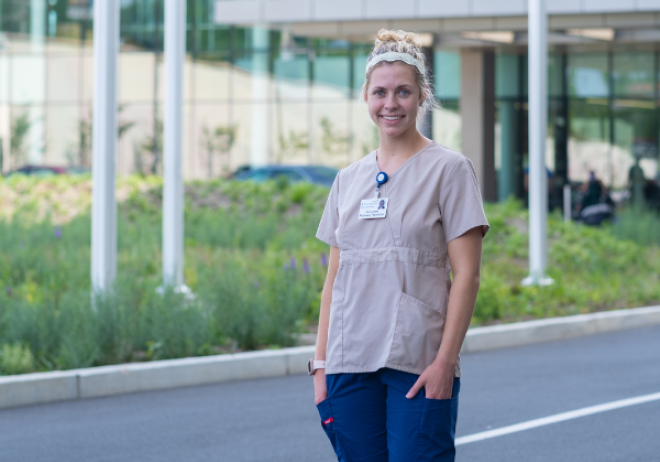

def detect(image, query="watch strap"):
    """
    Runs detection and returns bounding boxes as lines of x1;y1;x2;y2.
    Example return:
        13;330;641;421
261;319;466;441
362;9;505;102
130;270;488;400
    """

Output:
308;359;326;376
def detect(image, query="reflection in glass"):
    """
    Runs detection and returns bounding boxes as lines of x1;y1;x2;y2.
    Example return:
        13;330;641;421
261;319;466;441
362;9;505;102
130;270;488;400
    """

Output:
569;99;613;186
613;52;654;97
568;53;608;98
314;50;350;95
613;102;658;186
434;51;461;100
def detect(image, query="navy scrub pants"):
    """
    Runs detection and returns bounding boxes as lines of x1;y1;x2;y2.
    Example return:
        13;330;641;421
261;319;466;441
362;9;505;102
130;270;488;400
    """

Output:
316;368;460;462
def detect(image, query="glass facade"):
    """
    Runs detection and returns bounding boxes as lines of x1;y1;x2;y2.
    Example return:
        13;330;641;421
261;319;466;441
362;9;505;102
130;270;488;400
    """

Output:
492;49;659;204
0;0;377;177
1;1;658;199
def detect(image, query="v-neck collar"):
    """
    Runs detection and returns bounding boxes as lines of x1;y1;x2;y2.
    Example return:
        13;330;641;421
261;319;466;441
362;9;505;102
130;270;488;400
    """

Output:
372;141;435;180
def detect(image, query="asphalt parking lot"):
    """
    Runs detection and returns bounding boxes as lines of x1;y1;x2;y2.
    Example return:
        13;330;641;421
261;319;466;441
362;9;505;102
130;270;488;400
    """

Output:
1;325;658;462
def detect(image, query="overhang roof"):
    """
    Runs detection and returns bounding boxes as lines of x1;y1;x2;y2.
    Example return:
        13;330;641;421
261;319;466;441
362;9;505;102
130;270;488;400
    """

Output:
213;1;660;45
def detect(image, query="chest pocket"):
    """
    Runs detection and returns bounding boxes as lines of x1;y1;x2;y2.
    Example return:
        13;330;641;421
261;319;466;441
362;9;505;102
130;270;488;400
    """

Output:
339;185;398;249
390;184;443;251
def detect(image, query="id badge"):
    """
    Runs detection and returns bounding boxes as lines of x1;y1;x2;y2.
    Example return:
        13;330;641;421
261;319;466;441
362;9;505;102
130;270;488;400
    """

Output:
359;197;388;219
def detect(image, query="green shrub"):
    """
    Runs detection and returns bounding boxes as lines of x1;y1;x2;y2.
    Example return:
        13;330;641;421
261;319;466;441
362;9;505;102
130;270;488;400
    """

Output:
610;207;660;246
1;178;659;374
0;344;35;375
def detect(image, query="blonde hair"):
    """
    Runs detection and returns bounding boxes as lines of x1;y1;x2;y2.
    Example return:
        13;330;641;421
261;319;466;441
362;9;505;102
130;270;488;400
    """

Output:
361;29;438;119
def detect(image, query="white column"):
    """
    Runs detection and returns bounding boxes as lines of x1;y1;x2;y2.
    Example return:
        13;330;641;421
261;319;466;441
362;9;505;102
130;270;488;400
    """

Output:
30;0;46;52
91;0;119;294
251;26;269;166
460;49;496;202
162;0;188;292
30;0;46;165
523;0;553;286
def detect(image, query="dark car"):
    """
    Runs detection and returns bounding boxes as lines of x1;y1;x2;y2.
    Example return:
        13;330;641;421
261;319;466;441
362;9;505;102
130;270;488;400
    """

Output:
233;165;339;188
4;165;68;177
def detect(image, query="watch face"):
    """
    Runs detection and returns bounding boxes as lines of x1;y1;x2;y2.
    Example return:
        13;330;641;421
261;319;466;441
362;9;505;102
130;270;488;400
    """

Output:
308;360;313;375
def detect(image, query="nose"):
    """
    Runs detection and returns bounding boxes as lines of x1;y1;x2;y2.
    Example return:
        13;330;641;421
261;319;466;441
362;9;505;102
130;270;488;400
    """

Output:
384;93;399;111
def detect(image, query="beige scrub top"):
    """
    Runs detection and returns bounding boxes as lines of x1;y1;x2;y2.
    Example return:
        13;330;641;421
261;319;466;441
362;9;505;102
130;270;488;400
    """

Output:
316;141;489;377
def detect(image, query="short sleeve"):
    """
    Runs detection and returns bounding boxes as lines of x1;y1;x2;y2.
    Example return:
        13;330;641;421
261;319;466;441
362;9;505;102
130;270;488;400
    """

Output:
316;170;341;247
439;157;490;243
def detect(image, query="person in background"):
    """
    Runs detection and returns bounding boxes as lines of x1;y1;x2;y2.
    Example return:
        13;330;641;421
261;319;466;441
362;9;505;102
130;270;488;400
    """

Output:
628;156;646;208
580;171;604;210
579;171;614;226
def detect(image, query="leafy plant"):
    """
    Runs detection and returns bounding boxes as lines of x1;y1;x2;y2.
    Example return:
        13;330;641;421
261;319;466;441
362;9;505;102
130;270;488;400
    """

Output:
278;129;308;162
1;179;659;375
70;106;135;167
0;344;35;375
610;206;660;247
10;110;33;168
320;116;350;157
200;124;238;178
135;118;163;176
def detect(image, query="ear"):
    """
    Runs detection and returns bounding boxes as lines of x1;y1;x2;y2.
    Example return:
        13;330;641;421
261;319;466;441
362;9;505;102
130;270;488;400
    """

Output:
362;84;368;102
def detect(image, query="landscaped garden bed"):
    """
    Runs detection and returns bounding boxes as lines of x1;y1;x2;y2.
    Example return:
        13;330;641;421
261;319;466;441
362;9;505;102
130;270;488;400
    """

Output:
1;175;658;375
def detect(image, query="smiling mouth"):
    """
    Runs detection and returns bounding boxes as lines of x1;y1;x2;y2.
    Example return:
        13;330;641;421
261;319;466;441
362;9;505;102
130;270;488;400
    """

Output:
382;116;404;121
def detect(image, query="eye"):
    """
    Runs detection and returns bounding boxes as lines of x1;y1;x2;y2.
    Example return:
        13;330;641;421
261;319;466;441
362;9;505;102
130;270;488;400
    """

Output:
374;90;385;96
399;89;410;96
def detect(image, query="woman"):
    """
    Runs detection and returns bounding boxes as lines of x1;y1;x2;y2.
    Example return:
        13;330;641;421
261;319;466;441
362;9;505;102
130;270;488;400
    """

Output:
310;29;489;461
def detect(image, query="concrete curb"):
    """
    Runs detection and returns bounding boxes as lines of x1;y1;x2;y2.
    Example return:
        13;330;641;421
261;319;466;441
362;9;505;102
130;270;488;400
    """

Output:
461;305;660;353
2;305;659;410
0;346;315;410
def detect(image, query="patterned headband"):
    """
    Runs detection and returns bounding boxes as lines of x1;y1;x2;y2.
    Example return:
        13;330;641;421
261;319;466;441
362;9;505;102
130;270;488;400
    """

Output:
365;51;426;76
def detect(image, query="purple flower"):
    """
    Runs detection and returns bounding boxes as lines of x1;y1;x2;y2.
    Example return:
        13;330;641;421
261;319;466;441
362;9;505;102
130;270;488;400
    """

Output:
303;258;310;274
254;280;260;288
290;257;297;270
321;252;328;267
5;285;11;296
54;227;62;239
283;263;289;271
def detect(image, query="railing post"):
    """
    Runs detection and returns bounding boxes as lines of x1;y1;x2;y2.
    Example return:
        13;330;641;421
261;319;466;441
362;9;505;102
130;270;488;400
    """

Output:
161;0;190;295
563;184;571;223
523;0;553;286
91;0;119;297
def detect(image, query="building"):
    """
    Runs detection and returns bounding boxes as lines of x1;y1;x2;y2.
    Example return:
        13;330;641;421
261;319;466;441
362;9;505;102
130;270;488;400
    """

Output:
1;0;659;204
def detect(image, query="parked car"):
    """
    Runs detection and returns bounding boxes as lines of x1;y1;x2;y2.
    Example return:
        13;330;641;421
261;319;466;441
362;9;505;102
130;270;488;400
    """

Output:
3;165;91;177
232;165;339;188
3;165;68;177
65;166;91;175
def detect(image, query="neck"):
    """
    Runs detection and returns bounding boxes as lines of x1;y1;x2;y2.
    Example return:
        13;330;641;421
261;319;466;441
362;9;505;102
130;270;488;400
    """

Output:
377;125;429;162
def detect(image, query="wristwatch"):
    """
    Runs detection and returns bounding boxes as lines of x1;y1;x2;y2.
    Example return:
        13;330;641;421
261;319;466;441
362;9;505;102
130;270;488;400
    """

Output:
308;359;326;376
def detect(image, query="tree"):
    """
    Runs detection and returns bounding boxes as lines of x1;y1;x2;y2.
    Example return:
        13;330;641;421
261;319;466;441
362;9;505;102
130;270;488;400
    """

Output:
10;111;32;168
200;124;238;178
320;116;351;158
134;118;163;176
69;106;135;167
278;129;308;163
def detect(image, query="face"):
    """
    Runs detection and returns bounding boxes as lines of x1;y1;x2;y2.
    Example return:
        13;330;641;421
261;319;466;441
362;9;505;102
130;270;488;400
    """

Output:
364;62;425;139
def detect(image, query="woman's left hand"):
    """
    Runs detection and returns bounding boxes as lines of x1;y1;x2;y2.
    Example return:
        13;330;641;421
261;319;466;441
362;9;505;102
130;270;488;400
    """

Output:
406;358;455;400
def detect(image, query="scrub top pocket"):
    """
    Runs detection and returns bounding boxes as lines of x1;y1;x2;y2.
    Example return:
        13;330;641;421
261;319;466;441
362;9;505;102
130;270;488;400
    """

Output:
387;292;446;372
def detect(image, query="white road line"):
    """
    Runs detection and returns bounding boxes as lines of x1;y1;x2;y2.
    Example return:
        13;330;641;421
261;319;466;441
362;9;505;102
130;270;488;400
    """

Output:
456;391;660;446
